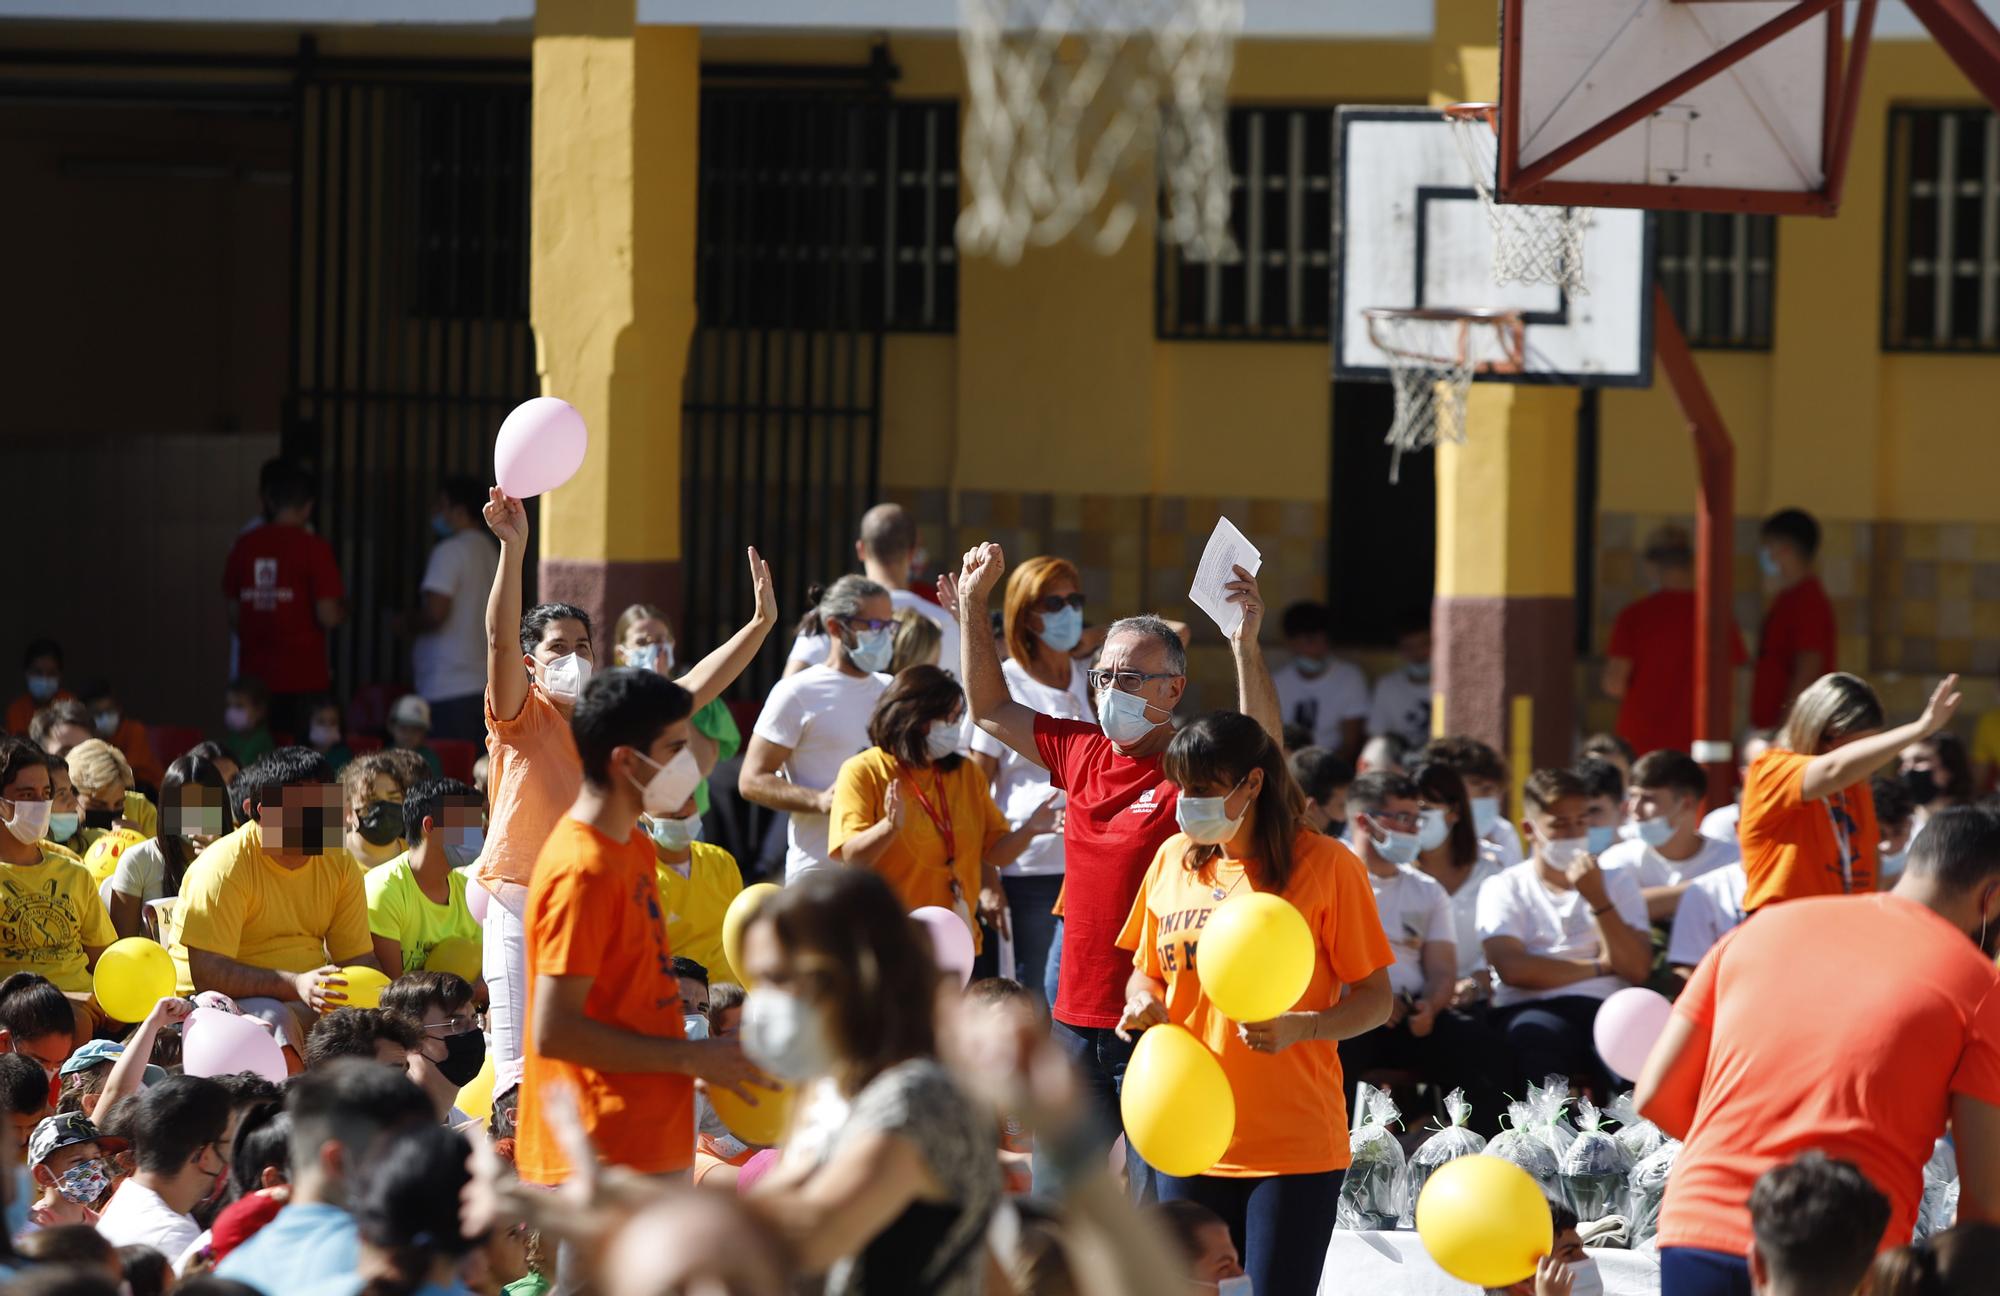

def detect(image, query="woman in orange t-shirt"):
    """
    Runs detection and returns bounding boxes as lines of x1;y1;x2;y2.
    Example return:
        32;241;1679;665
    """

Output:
1115;711;1394;1296
1738;671;1960;913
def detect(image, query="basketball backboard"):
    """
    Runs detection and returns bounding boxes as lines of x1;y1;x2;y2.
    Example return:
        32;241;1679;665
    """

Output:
1497;0;1845;215
1332;106;1654;388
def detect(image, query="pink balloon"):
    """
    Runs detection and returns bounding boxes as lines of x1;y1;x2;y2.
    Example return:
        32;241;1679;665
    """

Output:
911;906;976;988
467;876;492;925
493;397;588;499
1594;987;1675;1082
182;1005;287;1084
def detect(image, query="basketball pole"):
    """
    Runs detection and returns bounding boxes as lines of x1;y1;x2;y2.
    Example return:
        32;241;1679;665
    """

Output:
1651;286;1736;814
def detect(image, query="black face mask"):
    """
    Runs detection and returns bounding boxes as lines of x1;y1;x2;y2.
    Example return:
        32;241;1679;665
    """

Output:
1902;767;1941;804
439;1029;487;1089
356;802;405;847
1326;818;1348;840
82;806;117;830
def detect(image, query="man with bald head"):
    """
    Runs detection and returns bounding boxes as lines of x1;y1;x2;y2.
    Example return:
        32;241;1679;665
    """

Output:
951;540;1279;1197
785;502;958;679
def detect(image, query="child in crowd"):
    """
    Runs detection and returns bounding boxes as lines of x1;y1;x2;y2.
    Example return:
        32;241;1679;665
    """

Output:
1423;736;1523;867
304;696;353;773
1290;746;1354;839
77;679;162;794
386;694;444;778
1273;601;1369;760
342;750;413;871
7;638;72;736
0;1052;51;1154
1481;1201;1593;1296
221;677;276;767
1579;732;1635;786
1574;756;1626;855
1152;1199;1246;1295
1873;772;1918;884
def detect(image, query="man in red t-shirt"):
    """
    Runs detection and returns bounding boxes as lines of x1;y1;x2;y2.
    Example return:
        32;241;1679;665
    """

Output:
1636;806;2000;1293
220;462;345;735
1750;509;1837;729
1604;525;1747;758
949;540;1281;1194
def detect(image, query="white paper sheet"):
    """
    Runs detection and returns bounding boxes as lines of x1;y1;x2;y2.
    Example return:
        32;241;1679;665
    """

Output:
1189;516;1263;637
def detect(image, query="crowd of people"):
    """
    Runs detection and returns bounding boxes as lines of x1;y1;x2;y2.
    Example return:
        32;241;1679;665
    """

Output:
0;481;1993;1296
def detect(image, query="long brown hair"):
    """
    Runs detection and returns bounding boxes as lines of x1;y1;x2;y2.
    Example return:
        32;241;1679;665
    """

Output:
1003;555;1081;667
750;869;940;1094
1863;1225;2000;1296
1163;711;1307;893
1411;762;1480;869
866;664;964;772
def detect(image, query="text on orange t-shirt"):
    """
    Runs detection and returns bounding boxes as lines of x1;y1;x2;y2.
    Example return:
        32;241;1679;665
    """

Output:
478;685;584;893
515;816;691;1185
1657;894;2000;1258
1737;748;1877;912
1117;829;1394;1177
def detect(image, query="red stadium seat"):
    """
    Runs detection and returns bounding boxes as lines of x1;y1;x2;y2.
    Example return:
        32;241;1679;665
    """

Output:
432;738;479;784
149;725;206;769
346;684;407;738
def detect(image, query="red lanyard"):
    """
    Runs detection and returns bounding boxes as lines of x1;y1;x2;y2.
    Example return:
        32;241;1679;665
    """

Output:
901;766;957;866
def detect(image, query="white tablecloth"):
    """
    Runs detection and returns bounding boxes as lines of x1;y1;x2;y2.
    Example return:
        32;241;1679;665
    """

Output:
1320;1230;1661;1295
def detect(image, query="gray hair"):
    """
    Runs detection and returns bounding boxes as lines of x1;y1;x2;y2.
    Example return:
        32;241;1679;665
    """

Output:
1777;673;1884;756
1103;615;1186;677
817;575;889;626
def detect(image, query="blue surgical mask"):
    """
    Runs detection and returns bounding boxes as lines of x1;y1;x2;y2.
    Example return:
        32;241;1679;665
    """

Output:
1758;548;1782;579
626;642;673;674
1293;655;1328;676
24;674;58;703
1587;824;1618;854
1635;815;1675;848
1405;662;1432;684
46;811;79;843
847;626;895;674
1879;844;1909;880
1175;782;1245;845
1415;807;1450;852
444;826;486;870
1097;687;1159;746
6;1162;32;1237
1372;826;1422;865
1470;795;1502;837
431;512;454;540
646;812;700;853
1038;605;1084;653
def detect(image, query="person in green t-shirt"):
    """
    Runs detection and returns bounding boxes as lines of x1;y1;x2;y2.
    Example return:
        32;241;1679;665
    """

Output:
364;777;484;979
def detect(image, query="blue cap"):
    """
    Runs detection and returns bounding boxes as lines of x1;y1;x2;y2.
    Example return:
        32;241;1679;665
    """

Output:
57;1038;168;1088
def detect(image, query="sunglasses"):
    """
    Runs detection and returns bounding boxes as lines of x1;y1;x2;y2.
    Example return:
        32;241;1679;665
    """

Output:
1035;593;1087;615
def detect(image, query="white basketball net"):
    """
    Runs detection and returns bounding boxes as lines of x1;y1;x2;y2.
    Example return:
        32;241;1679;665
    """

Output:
957;0;1243;264
1366;313;1515;483
1447;111;1590;295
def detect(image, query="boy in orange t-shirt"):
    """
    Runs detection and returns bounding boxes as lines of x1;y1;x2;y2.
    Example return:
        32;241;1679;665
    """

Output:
514;667;775;1193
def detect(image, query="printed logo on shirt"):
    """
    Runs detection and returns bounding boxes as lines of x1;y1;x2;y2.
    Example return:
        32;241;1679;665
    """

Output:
1127;787;1164;817
241;558;295;612
1155;903;1216;974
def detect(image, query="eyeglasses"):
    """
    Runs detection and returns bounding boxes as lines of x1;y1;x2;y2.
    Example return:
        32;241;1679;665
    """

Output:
841;618;894;633
1035;593;1086;615
421;1015;479;1038
1087;669;1181;693
1369;810;1420;831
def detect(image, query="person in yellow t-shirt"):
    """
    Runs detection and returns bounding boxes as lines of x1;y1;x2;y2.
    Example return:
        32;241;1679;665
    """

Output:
167;746;381;1058
0;740;117;1000
644;792;744;985
65;741;157;849
1116;711;1394;1296
828;665;1056;954
364;776;484;979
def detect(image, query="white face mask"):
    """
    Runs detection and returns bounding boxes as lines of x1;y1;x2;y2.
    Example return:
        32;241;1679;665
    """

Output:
1415;807;1450;852
627;642;674;674
1634;814;1676;848
1541;835;1589;869
541;651;592;702
742;988;836;1081
1;799;51;845
309;722;342;749
925;723;961;762
1200;1278;1252;1296
1469;795;1502;837
1175;780;1246;845
1096;687;1159;746
628;748;702;818
1566;1259;1604;1296
646;811;701;853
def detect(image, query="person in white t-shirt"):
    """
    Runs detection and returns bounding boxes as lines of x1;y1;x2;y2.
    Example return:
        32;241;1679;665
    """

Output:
1600;749;1741;922
1665;862;1747;977
95;1074;235;1270
1367;613;1435;750
1410;762;1503;995
1477;767;1652;1095
1699;729;1774;846
1340;772;1512;1133
1272;602;1369;760
967;555;1092;999
782;503;959;683
1423;736;1526;868
741;576;895;881
1355;733;1407;777
407;476;500;742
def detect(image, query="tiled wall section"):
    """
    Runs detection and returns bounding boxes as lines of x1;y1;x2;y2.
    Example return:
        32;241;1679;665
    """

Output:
1591;512;2000;736
887;487;1334;712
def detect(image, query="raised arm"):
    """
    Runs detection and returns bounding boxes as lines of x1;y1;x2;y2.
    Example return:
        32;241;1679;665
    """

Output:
946;544;1044;768
676;548;780;710
103;998;192;1110
484;489;531;724
1225;564;1281;743
1800;675;1958;802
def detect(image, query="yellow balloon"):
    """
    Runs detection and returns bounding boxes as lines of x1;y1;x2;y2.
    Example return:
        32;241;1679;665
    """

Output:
456;1051;497;1122
1196;891;1314;1023
1416;1154;1554;1288
336;965;392;1010
1119;1024;1234;1177
82;829;147;885
424;937;483;984
721;883;781;987
708;1081;795;1148
92;937;177;1024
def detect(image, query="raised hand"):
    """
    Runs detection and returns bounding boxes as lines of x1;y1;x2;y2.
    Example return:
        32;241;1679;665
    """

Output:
484;488;527;546
1225;563;1265;644
935;572;962;625
1921;674;1963;737
957;543;1006;612
746;546;778;628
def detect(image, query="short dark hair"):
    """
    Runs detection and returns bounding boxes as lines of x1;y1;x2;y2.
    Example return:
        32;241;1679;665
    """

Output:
570;667;693;787
284;1060;435;1183
21;639;62;671
120;1244;173;1296
518;602;593;657
0;972;76;1044
966;977;1031;1007
1523;767;1588;815
1761;507;1821;559
225;676;270;708
671;957;709;987
1152;1199;1229;1265
439;474;487;520
209;1072;283;1112
132;1075;232;1176
1289;747;1354;803
402;777;478;847
865;664;965;773
1280;601;1334;639
349;1123;480;1262
1872;773;1917;828
228;1102;290;1203
1631;749;1708;801
1574;756;1625;801
0;737;49;795
1580;733;1635;767
1281;722;1314;754
17;1223;115;1267
263;461;317;512
1904;805;2000;895
380;971;475;1022
1349;771;1419;817
1749;1152;1888;1295
1421;736;1506;785
0;1053;48;1115
706;982;745;1033
2;1266;121;1296
304;1008;424;1071
1547;1199;1579;1240
239;746;334;811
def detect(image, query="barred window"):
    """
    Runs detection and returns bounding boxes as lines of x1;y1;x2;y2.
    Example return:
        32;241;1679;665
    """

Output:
1654;211;1776;349
696;93;957;333
1158;106;1335;340
412;85;531;321
1886;106;2000;350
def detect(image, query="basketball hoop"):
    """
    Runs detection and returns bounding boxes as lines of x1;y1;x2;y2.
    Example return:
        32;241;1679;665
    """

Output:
1444;103;1589;295
1363;307;1527;481
957;0;1243;265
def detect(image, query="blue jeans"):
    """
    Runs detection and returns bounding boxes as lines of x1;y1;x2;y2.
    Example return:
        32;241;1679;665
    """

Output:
1035;1019;1155;1204
1003;873;1064;1007
1158;1169;1345;1296
1661;1247;1752;1296
1492;994;1614;1097
1043;916;1064;1006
